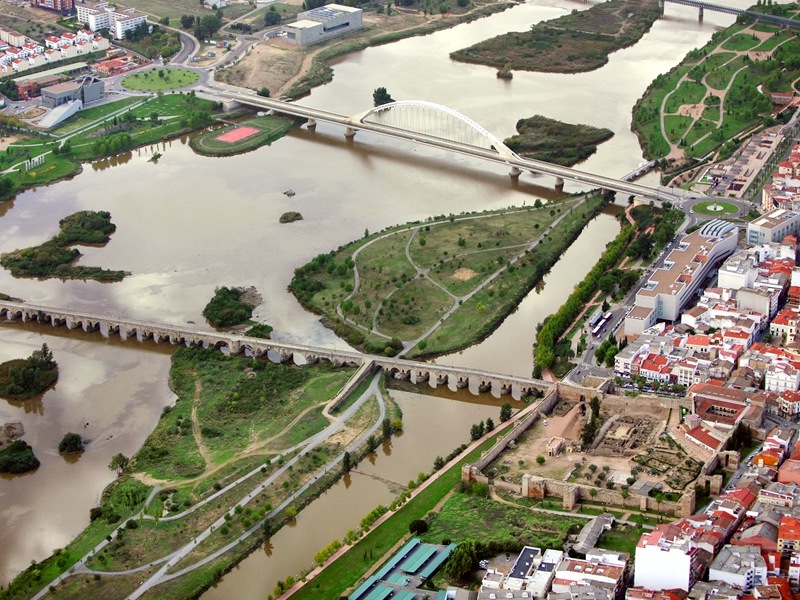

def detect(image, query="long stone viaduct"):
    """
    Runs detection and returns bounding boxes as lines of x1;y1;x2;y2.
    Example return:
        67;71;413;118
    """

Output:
221;93;690;204
0;301;552;400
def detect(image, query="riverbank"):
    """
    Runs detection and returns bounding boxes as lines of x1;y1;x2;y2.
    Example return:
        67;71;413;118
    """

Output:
290;195;608;359
450;0;660;73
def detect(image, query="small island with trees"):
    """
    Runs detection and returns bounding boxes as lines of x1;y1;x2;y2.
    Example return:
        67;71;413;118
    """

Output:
202;286;260;328
0;343;58;401
0;440;40;474
504;116;614;166
0;211;125;282
280;211;303;224
58;432;84;455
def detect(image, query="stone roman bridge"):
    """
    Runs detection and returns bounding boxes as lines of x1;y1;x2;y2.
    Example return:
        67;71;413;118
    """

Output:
0;301;552;400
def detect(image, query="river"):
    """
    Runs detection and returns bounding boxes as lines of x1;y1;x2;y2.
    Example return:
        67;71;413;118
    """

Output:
0;0;750;588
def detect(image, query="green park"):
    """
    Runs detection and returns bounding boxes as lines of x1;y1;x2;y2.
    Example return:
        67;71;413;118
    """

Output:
121;68;199;92
633;7;800;166
691;200;739;215
291;195;610;359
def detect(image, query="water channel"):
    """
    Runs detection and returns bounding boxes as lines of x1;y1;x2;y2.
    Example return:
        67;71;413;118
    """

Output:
0;0;754;588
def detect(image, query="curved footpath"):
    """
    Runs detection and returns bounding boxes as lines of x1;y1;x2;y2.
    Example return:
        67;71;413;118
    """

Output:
32;371;386;600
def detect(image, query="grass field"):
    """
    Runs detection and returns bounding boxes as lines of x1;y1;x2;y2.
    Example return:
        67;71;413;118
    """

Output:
132;348;355;480
290;196;607;356
664;114;693;144
664;80;706;113
51;97;142;135
691;200;739;215
121;68;199;91
721;32;761;51
189;114;295;156
420;492;583;549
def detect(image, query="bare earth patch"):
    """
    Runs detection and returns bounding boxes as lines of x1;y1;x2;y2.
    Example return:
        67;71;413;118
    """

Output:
678;103;705;119
218;43;305;93
0;134;22;151
451;267;477;281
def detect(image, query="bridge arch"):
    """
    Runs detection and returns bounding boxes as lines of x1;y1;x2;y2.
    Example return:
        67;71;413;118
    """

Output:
355;100;519;161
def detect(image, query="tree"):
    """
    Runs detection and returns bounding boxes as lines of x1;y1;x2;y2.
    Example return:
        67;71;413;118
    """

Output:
589;488;598;499
536;454;545;466
373;87;395;107
499;402;512;423
159;16;170;25
621;488;630;506
58;432;83;454
433;455;445;470
470;423;482;441
180;14;195;28
485;417;495;432
342;451;351;473
109;453;129;476
264;7;282;25
442;540;478;580
29;343;56;371
195;14;222;40
382;417;392;440
409;519;428;534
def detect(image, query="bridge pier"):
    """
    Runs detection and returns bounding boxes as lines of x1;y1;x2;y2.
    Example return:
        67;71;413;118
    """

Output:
555;176;564;190
658;0;664;12
344;127;356;139
698;4;703;20
509;166;521;180
306;118;316;131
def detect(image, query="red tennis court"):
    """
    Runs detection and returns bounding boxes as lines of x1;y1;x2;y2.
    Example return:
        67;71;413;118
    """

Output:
216;126;260;143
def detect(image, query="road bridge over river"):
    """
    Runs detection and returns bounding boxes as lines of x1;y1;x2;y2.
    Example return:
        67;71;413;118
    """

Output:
661;0;800;28
222;93;690;203
0;301;552;400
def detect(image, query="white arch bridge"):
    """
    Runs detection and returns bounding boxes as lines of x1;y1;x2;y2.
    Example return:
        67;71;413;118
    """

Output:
223;93;689;202
0;301;552;400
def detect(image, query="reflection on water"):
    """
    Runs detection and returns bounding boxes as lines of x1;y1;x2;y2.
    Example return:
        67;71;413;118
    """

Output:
0;328;173;584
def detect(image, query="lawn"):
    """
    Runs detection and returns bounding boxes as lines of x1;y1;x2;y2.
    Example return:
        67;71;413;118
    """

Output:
664;80;706;113
132;348;355;480
663;114;693;144
121;67;199;91
721;32;761;51
595;523;644;556
50;97;142;135
420;492;583;549
691;201;739;215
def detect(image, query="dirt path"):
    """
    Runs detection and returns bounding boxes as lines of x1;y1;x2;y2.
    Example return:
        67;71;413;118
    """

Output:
190;374;214;468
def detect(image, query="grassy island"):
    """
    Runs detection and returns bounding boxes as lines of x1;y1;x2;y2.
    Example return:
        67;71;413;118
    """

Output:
0;343;58;400
202;286;259;328
0;211;125;281
450;0;660;73
280;211;303;223
0;440;40;474
505;116;614;166
291;196;609;358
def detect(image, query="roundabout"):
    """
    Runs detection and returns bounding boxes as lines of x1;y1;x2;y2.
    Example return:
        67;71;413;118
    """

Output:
690;200;740;216
121;67;199;92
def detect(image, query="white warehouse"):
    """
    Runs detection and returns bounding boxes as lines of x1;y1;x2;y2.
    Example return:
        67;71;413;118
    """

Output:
283;4;362;46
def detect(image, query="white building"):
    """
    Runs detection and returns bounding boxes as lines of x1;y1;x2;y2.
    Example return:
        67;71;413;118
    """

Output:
283;4;362;46
76;0;148;39
625;220;738;336
708;545;767;591
747;209;800;245
634;529;706;592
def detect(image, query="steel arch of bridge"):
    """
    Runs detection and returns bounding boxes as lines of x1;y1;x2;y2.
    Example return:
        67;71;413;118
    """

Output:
355;100;519;161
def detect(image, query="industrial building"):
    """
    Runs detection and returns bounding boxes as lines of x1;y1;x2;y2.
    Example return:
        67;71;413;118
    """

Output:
283;4;362;46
